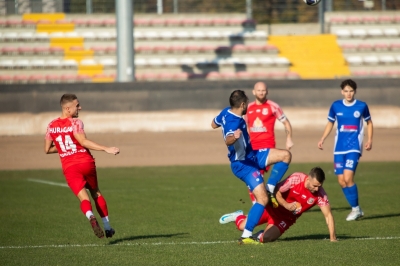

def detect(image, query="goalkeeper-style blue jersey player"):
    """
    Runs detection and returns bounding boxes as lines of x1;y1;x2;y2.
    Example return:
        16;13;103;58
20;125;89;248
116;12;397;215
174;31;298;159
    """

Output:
212;90;291;244
318;79;373;221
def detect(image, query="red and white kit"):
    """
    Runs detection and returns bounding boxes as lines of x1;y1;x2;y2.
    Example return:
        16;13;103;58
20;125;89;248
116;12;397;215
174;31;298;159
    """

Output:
245;100;286;150
45;117;96;195
259;172;330;233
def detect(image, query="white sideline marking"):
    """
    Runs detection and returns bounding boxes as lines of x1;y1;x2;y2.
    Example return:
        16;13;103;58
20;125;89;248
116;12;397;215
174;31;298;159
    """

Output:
1;237;400;250
27;178;68;188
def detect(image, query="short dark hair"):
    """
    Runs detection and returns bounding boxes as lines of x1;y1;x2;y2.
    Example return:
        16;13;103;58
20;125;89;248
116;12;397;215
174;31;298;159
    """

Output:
229;90;248;108
340;79;357;91
309;167;325;183
60;94;77;106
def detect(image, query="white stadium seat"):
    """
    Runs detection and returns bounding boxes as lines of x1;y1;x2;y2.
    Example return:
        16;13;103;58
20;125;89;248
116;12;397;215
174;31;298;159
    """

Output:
334;29;351;38
175;31;190;39
80;59;97;65
34;32;50;42
0;59;14;69
206;31;222;39
258;57;274;66
30;59;46;68
61;59;78;69
242;57;258;65
144;31;159;40
45;59;62;69
379;55;396;64
99;58;116;67
363;56;379;65
134;58;147;67
49;32;65;38
147;58;163;67
252;31;267;39
191;31;206;39
14;59;30;69
351;29;367;38
164;58;179;67
80;31;96;40
384;28;399;38
159;31;174;40
18;32;34;41
346;56;363;65
367;28;383;38
179;58;194;66
274;57;291;66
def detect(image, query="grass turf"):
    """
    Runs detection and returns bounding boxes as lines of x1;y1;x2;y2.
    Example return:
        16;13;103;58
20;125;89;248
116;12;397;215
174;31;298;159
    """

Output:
1;162;400;265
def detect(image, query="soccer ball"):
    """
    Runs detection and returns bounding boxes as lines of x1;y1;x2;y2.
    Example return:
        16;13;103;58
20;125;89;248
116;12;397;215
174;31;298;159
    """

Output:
304;0;322;6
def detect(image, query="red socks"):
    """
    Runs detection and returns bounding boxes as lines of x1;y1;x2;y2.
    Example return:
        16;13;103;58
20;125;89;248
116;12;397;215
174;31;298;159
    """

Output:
94;195;109;218
235;215;246;230
80;199;92;215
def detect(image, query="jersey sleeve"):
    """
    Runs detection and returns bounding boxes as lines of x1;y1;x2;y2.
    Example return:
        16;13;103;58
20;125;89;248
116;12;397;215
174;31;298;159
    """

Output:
71;118;85;134
327;103;336;122
214;110;224;127
317;187;330;207
222;118;240;138
278;173;304;193
44;123;53;140
270;100;286;122
363;103;371;121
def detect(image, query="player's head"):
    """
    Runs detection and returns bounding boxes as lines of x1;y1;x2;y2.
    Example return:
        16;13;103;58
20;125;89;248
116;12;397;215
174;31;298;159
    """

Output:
340;79;357;103
252;82;268;102
305;167;325;193
229;90;249;115
60;94;81;118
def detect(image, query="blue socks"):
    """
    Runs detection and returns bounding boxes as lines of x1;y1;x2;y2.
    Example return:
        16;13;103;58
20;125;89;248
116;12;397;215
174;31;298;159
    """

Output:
244;202;264;233
342;184;359;207
267;162;289;190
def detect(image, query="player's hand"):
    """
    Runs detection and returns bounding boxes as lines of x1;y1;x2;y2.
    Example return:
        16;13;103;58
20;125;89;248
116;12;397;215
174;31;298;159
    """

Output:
365;141;372;151
105;147;120;155
317;139;324;150
233;129;242;139
286;139;294;150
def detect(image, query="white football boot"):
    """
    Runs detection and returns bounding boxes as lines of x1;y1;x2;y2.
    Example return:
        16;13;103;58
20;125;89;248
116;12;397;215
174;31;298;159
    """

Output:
346;207;364;221
219;210;244;224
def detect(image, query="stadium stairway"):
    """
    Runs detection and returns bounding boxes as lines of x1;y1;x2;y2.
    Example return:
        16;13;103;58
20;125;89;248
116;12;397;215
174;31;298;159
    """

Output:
268;34;350;79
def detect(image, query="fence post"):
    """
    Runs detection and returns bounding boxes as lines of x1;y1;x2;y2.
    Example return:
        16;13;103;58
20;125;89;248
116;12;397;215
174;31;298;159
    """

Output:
246;0;252;20
157;0;163;14
173;0;178;14
86;0;92;14
319;0;325;34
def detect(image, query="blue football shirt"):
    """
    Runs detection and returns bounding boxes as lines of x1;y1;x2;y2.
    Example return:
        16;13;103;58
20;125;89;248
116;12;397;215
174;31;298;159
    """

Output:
214;107;255;162
327;99;371;154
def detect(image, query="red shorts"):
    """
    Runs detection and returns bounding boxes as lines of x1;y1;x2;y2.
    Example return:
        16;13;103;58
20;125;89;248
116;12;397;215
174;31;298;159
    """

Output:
63;162;98;195
259;206;295;234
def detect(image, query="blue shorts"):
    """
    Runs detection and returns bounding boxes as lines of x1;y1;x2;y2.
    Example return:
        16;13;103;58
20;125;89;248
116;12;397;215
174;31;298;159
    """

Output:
254;148;270;169
231;159;264;192
334;153;361;175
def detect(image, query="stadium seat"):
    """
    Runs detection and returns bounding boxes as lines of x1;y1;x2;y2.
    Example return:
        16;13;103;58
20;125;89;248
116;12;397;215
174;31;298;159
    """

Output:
61;59;78;69
88;19;104;27
45;59;62;69
157;73;174;81
252;31;267;39
28;74;46;84
91;46;107;55
6;19;23;28
80;31;96;40
14;59;30;69
206;71;222;81
96;32;114;41
285;71;301;79
235;71;253;80
379;55;396;65
345;17;362;24
144;31;159;40
378;15;393;24
199;45;216;53
105;46;117;54
99;58;116;68
242;57;258;66
0;20;6;28
45;74;61;83
50;46;64;55
252;72;270;79
352;29;367;38
196;18;212;27
215;46;231;54
334;29;351;38
247;44;266;53
55;19;71;25
220;72;237;80
64;32;79;38
340;43;358;52
383;28;399;38
12;74;29;84
0;59;14;69
258;57;274;67
212;18;227;26
165;18;182;27
362;16;378;24
136;46;154;54
30;59;46;69
181;18;197;27
0;74;13;84
49;32;65;38
175;31;190;40
164;58;179;67
76;74;92;83
37;19;52;24
159;31;174;40
328;17;345;25
357;43;373;52
3;32;18;42
171;72;189;81
374;43;389;51
346;56;363;65
103;19;116;27
18;32;35;42
387;70;400;78
60;74;79;83
268;72;287;79
274;57;291;67
149;18;166;27
394;15;400;24
206;31;222;40
134;31;144;40
184;45;201;54
191;31;206;40
352;70;370;78
1;46;18;55
134;18;150;27
135;58;147;67
363;55;379;65
367;29;383;38
389;43;400;51
18;47;34;55
80;59;97;65
140;73;159;81
34;32;50;42
232;44;247;53
179;58;195;66
71;19;88;27
369;70;387;78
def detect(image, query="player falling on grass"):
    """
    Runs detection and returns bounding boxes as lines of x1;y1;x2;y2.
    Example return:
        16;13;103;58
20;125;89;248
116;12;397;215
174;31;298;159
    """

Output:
245;82;294;208
318;79;373;221
44;94;119;238
212;90;291;244
219;167;337;243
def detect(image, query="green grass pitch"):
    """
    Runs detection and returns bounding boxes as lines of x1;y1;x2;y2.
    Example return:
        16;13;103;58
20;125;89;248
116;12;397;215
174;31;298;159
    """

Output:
1;162;400;265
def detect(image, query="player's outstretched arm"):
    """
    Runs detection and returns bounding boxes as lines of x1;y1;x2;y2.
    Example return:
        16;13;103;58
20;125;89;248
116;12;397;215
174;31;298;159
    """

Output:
320;205;337;242
74;132;120;155
211;119;220;129
318;121;334;150
365;119;373;151
282;119;294;150
44;139;58;154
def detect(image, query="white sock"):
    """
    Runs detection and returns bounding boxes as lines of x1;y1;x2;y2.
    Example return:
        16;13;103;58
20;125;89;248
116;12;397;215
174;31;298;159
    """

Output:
85;211;94;219
241;229;252;238
102;216;111;230
352;206;360;211
267;184;275;194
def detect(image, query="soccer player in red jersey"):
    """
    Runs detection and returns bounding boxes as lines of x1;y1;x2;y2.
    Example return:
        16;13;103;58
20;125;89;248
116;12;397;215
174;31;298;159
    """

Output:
219;167;337;243
44;94;120;239
244;82;294;207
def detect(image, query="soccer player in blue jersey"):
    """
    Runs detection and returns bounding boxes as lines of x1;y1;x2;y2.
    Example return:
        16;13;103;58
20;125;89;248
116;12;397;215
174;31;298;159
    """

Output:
318;79;373;221
212;90;292;244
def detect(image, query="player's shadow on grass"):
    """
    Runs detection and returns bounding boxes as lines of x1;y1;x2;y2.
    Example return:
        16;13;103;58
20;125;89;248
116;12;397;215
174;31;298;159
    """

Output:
280;234;366;241
107;233;189;245
361;213;400;220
